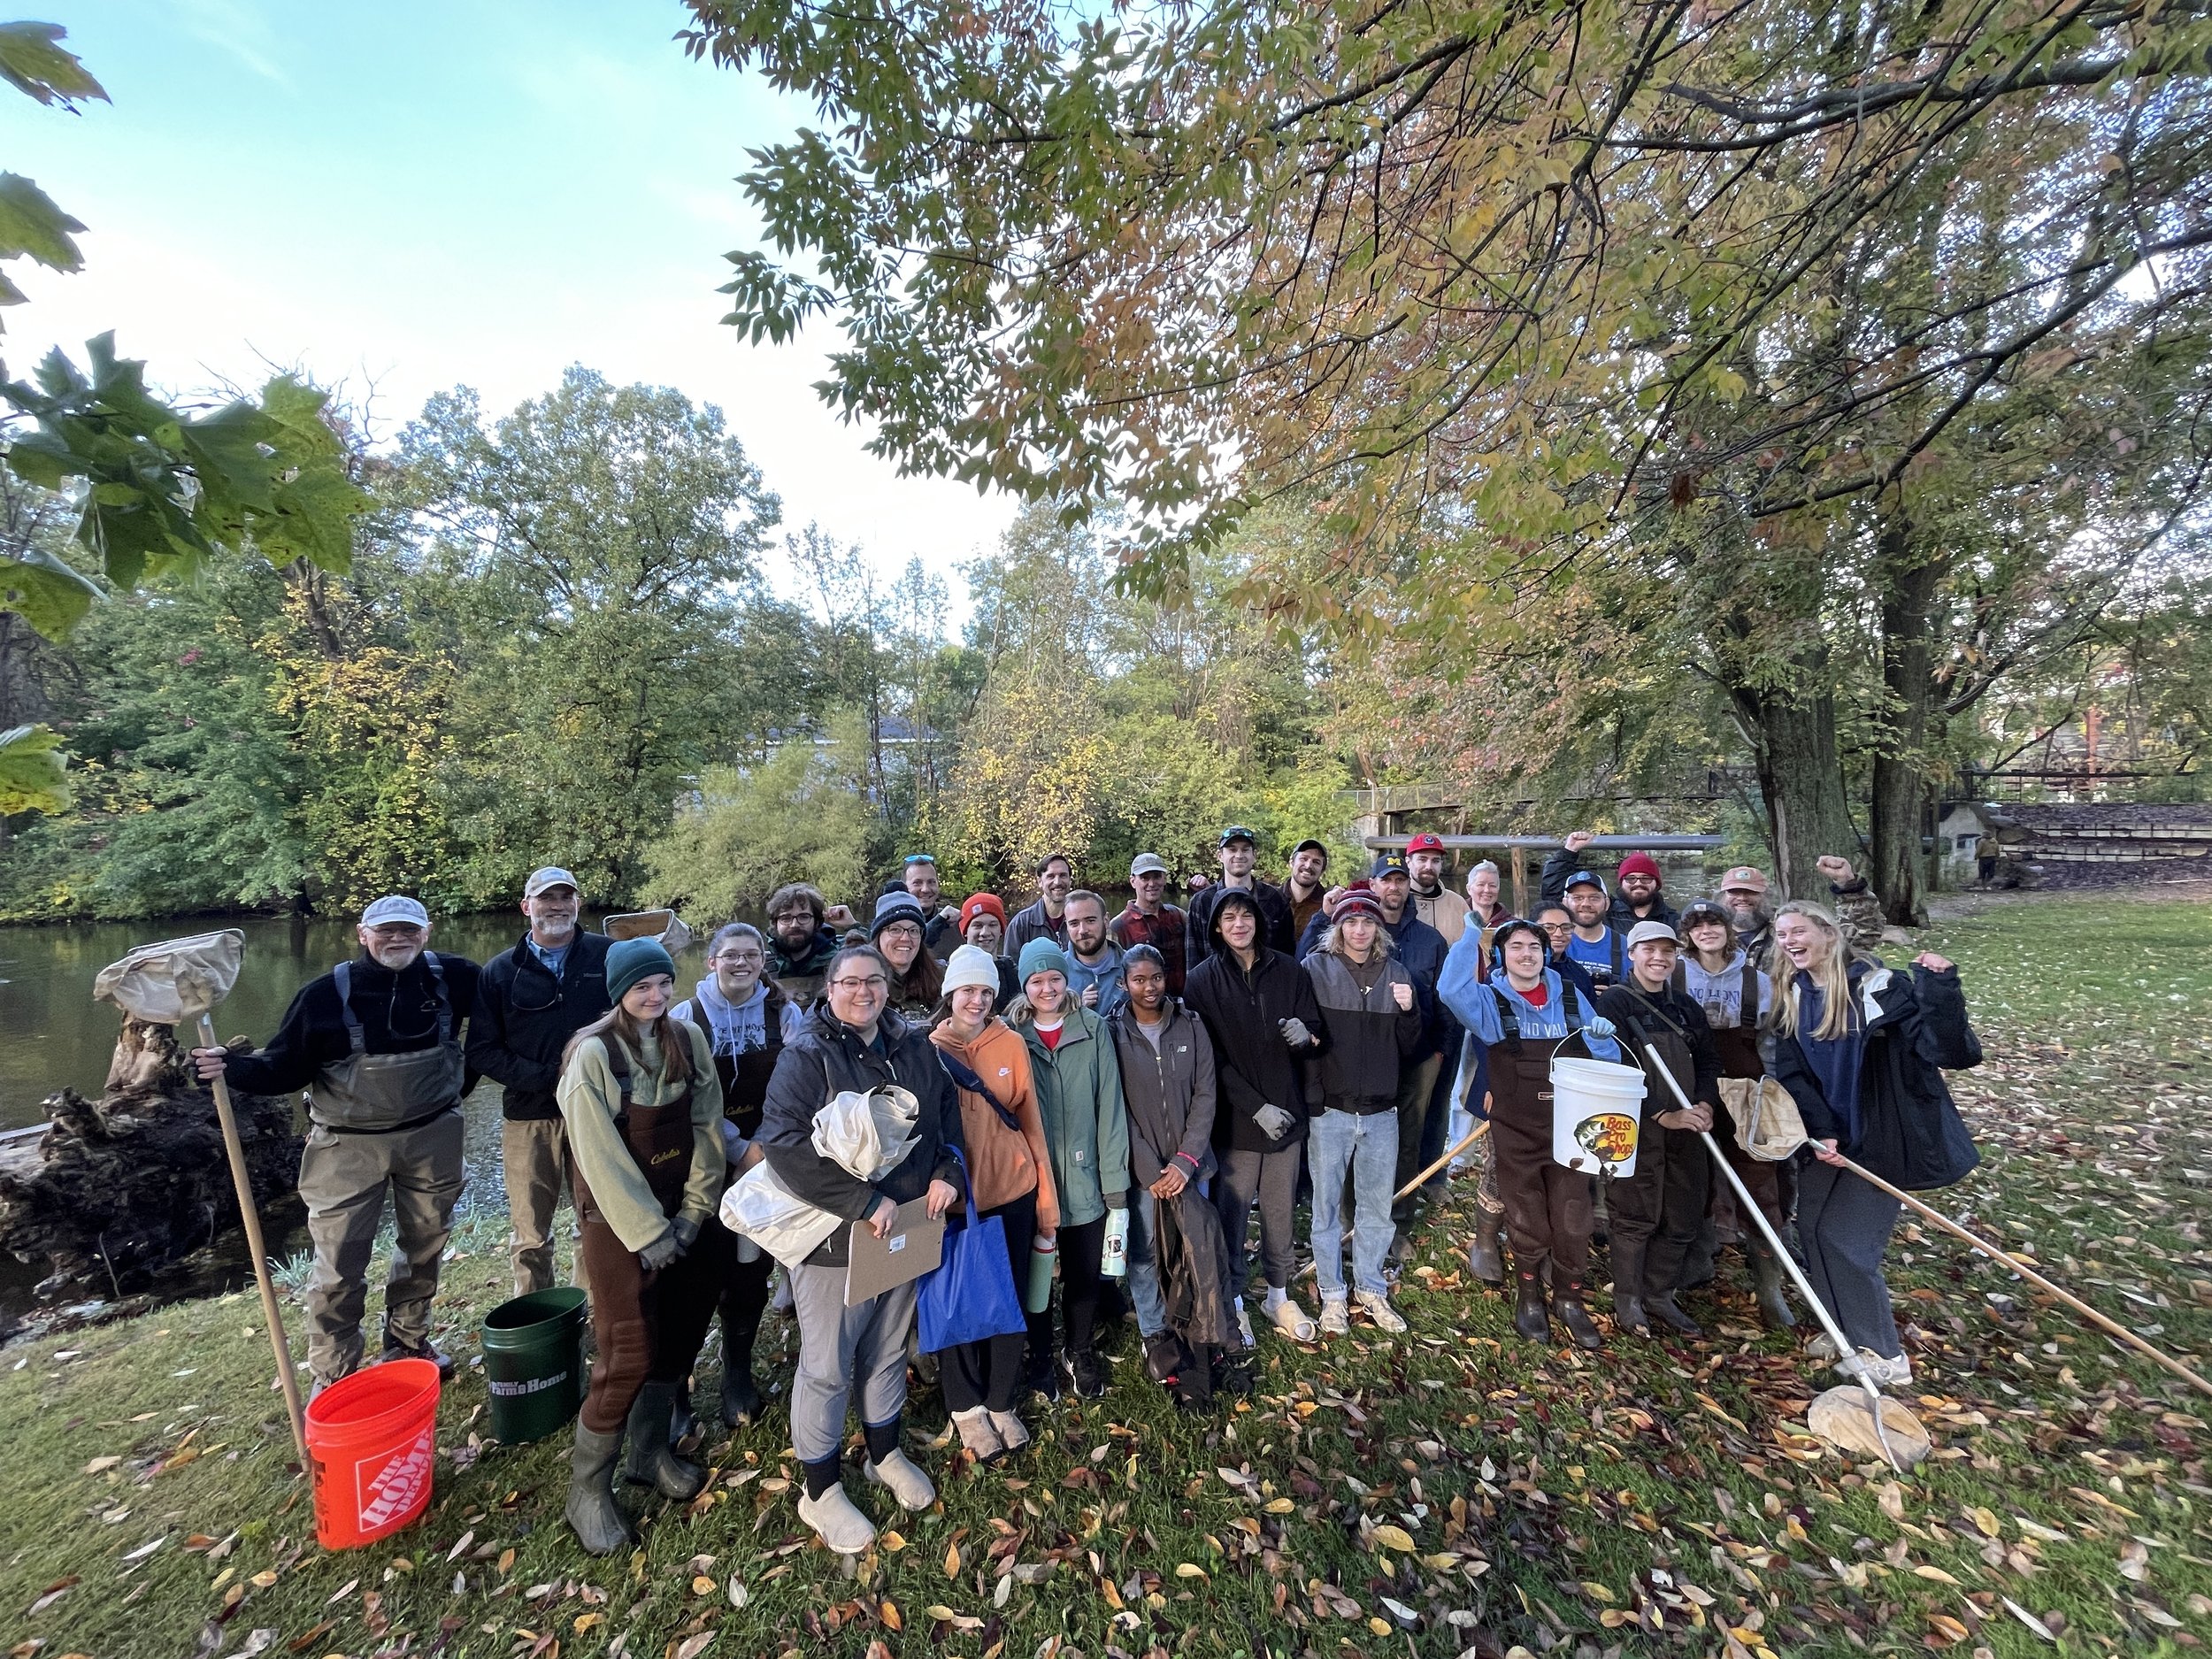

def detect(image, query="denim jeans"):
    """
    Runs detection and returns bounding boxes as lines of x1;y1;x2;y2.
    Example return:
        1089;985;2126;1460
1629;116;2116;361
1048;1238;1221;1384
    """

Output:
1308;1107;1398;1300
1123;1188;1170;1338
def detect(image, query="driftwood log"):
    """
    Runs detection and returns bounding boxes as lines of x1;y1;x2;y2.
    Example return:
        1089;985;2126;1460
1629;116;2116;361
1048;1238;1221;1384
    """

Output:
0;1017;302;1306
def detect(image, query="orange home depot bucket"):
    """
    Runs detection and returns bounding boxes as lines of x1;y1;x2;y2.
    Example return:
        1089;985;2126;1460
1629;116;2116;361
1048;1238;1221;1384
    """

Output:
305;1357;441;1549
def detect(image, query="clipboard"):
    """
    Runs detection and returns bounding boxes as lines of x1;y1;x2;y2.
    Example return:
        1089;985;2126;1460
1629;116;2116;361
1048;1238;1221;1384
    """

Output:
844;1197;945;1305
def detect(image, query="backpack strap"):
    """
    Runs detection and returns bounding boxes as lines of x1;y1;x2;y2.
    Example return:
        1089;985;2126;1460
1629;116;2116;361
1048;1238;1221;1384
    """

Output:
332;961;365;1055
600;1033;634;1118
1740;957;1760;1030
1487;983;1525;1054
936;1048;1024;1134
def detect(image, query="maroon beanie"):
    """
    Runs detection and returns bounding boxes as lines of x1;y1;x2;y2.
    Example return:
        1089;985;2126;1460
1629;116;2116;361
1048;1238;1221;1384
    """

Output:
1617;850;1662;884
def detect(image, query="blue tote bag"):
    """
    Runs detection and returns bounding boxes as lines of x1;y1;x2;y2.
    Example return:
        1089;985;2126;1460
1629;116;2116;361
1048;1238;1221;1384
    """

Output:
915;1148;1028;1354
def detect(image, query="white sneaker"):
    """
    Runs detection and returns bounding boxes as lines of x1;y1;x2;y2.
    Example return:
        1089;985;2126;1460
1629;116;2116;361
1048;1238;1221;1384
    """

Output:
949;1407;1004;1463
1318;1298;1350;1337
986;1409;1030;1454
864;1447;937;1511
1838;1349;1912;1387
798;1482;877;1554
1269;1295;1319;1343
1356;1289;1407;1334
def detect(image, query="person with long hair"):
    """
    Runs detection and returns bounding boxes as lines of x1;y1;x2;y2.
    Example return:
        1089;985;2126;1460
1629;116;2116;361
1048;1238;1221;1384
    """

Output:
656;923;795;1439
1768;902;1981;1387
871;892;947;1020
1300;881;1422;1337
929;946;1060;1461
1674;899;1793;1329
1440;918;1621;1348
555;938;726;1555
1010;937;1131;1399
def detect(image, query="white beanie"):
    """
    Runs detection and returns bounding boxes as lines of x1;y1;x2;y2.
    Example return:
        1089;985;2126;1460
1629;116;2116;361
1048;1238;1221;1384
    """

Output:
943;944;1001;997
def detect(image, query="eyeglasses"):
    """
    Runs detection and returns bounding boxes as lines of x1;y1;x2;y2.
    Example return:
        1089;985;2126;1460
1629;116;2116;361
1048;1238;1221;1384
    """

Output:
828;975;889;992
1537;921;1573;933
710;950;764;965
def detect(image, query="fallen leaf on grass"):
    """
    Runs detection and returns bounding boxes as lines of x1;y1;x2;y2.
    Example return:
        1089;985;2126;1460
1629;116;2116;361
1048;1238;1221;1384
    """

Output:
1912;1564;1962;1586
1927;1614;1970;1646
675;1633;715;1659
1371;1524;1416;1553
1173;1564;1208;1580
26;1577;77;1616
2118;1540;2150;1582
726;1577;747;1609
945;1541;961;1578
283;1619;334;1653
81;1456;119;1475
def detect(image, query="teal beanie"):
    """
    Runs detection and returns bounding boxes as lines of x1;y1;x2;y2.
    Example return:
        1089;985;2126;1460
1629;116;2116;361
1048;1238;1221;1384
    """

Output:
1017;937;1071;986
605;937;677;1002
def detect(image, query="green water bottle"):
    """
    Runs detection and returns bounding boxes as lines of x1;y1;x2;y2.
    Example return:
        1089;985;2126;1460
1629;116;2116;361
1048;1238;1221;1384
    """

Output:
1024;1234;1058;1314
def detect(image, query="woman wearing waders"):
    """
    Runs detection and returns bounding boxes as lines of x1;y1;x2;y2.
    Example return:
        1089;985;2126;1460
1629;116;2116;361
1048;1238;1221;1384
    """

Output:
659;924;798;1440
1675;899;1793;1329
929;945;1060;1462
1768;902;1982;1387
1593;921;1726;1340
1440;918;1621;1348
556;939;727;1555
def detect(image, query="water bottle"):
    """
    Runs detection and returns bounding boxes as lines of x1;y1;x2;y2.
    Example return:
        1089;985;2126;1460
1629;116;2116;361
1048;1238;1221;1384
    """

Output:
1023;1233;1058;1313
1100;1207;1130;1279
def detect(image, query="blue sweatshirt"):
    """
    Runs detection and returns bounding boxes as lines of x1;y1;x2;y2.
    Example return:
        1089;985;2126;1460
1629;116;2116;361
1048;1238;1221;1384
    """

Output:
1439;941;1621;1063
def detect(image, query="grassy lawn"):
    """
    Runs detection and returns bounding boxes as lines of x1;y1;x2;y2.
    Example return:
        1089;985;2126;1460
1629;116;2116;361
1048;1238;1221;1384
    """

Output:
4;891;2209;1659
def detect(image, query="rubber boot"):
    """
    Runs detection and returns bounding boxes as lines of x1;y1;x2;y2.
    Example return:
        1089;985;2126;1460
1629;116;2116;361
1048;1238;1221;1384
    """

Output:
1552;1279;1604;1349
1677;1216;1717;1293
721;1363;764;1427
1465;1206;1506;1286
1609;1239;1650;1336
1643;1233;1704;1337
1747;1238;1796;1331
1511;1271;1550;1342
622;1382;706;1500
565;1424;634;1555
669;1386;698;1450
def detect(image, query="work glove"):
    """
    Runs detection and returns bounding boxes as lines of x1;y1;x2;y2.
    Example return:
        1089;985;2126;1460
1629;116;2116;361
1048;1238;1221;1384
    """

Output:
638;1230;681;1272
1583;1014;1617;1041
672;1214;702;1253
1104;1191;1128;1211
1253;1102;1298;1141
1277;1017;1314;1048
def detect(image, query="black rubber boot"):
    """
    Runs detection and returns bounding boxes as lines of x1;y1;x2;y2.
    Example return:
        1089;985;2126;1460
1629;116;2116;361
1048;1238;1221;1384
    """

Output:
1678;1217;1717;1292
1644;1289;1704;1337
669;1387;698;1449
721;1364;764;1427
1512;1272;1551;1342
1465;1207;1506;1286
622;1382;706;1500
1747;1239;1797;1331
1552;1281;1604;1350
1610;1240;1650;1336
1644;1234;1704;1337
566;1425;634;1555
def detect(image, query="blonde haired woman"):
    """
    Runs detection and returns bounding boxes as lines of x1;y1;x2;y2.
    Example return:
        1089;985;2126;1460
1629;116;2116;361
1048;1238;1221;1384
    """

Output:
1768;902;1981;1387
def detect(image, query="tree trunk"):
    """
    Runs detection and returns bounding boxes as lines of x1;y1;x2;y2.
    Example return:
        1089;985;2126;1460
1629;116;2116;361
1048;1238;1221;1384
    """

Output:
1729;666;1861;902
1870;511;1943;926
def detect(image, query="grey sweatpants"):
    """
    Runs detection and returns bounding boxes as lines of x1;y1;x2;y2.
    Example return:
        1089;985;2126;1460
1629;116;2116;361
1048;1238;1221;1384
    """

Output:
297;1110;465;1388
788;1260;919;1463
1795;1160;1903;1359
1214;1142;1302;1294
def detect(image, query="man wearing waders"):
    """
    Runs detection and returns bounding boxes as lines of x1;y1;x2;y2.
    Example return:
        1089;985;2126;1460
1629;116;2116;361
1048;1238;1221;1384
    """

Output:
191;895;480;1396
1439;918;1620;1348
1593;920;1725;1340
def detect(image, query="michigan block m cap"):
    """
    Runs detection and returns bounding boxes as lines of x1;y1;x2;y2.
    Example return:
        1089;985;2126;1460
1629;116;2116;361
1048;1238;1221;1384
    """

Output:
362;895;430;928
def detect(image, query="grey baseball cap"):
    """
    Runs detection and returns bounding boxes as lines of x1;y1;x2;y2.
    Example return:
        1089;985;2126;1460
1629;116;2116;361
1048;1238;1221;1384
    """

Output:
1129;853;1169;878
524;866;579;899
1625;919;1682;949
361;895;430;928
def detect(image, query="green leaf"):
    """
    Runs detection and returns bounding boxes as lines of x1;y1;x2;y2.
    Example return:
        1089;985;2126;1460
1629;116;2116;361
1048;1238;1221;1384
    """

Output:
0;722;69;815
0;22;106;108
0;173;86;273
0;541;101;637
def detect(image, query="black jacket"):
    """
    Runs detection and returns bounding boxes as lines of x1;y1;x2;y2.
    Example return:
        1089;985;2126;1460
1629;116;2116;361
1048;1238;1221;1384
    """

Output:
1185;941;1325;1152
466;932;613;1122
1294;905;1451;1057
225;950;481;1099
1185;879;1295;969
757;1004;966;1267
1593;979;1724;1115
1302;951;1421;1113
1540;848;1682;932
1773;963;1982;1190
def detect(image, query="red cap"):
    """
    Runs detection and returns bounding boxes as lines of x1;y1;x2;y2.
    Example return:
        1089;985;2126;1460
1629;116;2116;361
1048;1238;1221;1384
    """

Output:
959;893;1005;931
1617;850;1662;883
1404;833;1447;855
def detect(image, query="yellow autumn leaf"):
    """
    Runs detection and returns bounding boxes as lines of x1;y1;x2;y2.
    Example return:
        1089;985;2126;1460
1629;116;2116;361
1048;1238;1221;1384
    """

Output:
880;1530;907;1552
692;1575;716;1595
1366;1617;1391;1638
1264;1497;1294;1513
1970;1508;2001;1539
1599;1609;1634;1628
1372;1525;1417;1553
1912;1565;1962;1586
945;1542;961;1578
880;1600;902;1631
925;1605;959;1623
250;1571;278;1588
1175;1563;1209;1579
574;1612;603;1634
1579;1581;1616;1603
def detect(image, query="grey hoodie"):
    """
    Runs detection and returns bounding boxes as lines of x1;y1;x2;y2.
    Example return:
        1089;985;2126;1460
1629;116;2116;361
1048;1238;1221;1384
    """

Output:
1106;1002;1218;1188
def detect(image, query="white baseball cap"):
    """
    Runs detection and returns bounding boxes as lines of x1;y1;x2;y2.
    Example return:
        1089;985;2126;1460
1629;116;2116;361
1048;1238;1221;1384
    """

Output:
524;866;580;899
1624;919;1681;949
361;895;430;929
1129;853;1169;878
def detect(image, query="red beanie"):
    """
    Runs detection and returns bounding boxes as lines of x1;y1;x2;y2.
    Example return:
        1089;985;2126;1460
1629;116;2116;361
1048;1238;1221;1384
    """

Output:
1617;851;1662;883
959;892;1006;931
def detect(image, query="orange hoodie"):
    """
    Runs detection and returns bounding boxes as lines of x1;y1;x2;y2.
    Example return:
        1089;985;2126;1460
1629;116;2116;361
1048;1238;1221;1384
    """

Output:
929;1016;1061;1227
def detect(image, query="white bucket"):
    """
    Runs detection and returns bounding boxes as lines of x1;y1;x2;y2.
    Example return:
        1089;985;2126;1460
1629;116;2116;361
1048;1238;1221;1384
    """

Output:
1549;1056;1647;1177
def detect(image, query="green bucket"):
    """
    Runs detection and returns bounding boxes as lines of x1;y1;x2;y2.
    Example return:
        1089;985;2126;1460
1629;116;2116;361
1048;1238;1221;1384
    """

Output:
481;1286;588;1443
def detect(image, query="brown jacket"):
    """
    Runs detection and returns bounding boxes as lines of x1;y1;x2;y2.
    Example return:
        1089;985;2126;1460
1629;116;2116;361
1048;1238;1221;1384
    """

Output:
930;1017;1062;1229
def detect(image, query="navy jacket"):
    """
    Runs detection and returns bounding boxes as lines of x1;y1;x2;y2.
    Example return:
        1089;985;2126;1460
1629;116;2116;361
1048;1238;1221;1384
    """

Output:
467;931;613;1122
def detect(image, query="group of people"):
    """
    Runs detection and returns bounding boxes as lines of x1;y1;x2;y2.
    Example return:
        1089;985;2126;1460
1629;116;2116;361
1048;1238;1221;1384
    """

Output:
188;824;1983;1560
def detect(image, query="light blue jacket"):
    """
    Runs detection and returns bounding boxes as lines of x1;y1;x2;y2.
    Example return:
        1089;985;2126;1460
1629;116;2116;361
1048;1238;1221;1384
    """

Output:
1440;938;1621;1063
1064;941;1130;1019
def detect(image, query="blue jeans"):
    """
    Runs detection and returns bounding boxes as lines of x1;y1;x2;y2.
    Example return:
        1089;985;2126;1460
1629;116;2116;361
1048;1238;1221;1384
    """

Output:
1308;1107;1398;1300
1123;1187;1169;1338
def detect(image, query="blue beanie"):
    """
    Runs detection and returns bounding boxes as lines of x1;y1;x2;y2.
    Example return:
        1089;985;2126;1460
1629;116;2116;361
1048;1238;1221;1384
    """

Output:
871;891;928;939
605;937;677;1002
1017;937;1071;985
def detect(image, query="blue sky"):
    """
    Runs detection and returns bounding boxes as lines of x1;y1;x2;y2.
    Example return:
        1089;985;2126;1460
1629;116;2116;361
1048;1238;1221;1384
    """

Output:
3;0;1015;587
